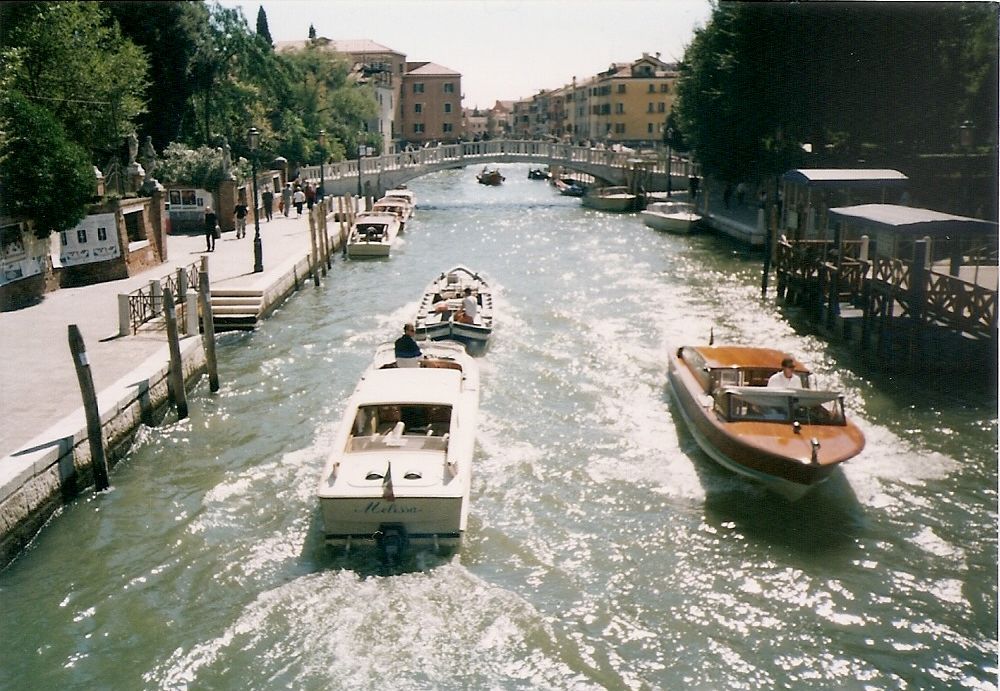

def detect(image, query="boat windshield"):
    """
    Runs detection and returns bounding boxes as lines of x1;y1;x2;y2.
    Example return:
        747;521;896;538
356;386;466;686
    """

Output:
716;387;847;425
347;404;452;452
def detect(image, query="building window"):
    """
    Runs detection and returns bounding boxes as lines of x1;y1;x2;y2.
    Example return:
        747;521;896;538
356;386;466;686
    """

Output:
414;123;425;133
648;103;655;113
60;231;68;246
415;103;423;113
444;82;455;93
443;123;453;133
648;84;656;93
657;102;666;113
648;123;655;134
97;227;108;242
617;83;626;94
444;102;452;113
614;123;626;134
413;83;424;93
615;103;624;114
660;83;669;93
77;228;88;244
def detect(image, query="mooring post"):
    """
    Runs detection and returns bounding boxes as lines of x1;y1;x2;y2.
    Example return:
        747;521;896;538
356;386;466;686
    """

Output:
162;288;188;419
68;324;110;491
197;270;219;392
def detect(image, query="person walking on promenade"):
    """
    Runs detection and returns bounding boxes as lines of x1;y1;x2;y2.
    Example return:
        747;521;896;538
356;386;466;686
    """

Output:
281;183;293;218
293;186;306;217
233;199;248;239
204;206;218;252
262;186;274;222
305;182;315;211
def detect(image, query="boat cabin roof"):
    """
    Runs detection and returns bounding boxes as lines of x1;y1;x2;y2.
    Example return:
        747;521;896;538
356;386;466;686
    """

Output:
357;368;462;406
828;203;998;238
686;345;809;373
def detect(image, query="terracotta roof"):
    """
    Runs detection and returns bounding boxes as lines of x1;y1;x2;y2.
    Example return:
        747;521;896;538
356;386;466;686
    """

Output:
274;38;403;56
406;62;460;76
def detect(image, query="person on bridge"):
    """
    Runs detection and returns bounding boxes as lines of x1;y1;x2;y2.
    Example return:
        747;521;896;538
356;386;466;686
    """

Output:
394;323;423;367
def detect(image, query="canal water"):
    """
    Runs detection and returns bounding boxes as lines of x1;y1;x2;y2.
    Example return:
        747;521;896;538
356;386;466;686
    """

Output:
1;165;995;689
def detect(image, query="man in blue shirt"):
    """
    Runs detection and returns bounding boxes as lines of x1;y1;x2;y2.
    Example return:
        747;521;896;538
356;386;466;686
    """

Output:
394;323;423;367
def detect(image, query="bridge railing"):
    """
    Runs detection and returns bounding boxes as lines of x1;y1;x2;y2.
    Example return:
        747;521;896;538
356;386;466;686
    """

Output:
298;139;693;186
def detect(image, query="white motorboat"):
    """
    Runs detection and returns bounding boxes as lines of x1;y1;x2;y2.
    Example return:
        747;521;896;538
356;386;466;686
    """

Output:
372;196;414;229
346;212;401;258
316;340;479;557
383;188;416;213
581;186;637;212
413;265;494;348
641;200;702;233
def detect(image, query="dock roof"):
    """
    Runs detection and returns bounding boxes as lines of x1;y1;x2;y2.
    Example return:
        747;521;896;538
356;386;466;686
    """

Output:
828;204;998;237
782;169;908;188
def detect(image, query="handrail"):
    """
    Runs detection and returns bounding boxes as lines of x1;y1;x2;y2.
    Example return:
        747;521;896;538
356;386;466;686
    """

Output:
124;261;200;335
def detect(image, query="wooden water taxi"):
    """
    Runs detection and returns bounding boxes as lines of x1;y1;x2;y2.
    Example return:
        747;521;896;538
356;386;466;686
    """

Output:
641;200;702;233
668;345;865;500
316;340;479;558
476;168;505;186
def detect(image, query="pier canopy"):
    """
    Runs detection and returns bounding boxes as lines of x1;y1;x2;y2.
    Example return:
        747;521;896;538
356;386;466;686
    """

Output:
782;169;909;189
830;203;998;287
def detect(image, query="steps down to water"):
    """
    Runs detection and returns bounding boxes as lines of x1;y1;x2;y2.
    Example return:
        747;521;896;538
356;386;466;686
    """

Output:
210;288;263;331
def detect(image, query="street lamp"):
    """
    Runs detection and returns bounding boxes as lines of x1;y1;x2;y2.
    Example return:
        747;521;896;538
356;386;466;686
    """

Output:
317;129;326;201
248;126;263;273
665;125;674;197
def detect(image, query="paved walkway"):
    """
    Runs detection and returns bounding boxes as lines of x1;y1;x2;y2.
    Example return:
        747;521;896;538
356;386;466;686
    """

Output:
0;207;329;460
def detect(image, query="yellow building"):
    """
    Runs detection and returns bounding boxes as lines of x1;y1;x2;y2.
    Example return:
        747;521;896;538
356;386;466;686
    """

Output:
585;53;679;148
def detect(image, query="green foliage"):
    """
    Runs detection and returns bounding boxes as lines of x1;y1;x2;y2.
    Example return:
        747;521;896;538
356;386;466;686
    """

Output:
676;1;998;182
0;1;148;160
0;92;95;235
156;142;250;190
255;5;273;47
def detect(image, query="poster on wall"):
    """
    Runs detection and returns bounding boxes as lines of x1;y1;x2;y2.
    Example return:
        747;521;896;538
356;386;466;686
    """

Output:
0;225;45;286
59;213;120;267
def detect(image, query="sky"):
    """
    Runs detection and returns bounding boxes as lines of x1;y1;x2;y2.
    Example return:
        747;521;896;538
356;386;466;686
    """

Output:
218;0;713;108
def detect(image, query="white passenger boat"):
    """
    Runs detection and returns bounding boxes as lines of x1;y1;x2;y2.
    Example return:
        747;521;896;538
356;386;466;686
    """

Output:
383;188;416;213
371;197;414;229
581;186;637;212
641;200;702;233
413;265;494;348
345;212;401;258
316;340;479;557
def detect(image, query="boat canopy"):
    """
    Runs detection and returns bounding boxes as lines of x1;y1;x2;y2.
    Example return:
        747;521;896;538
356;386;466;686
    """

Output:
357;369;462;406
717;386;847;425
828;204;998;238
781;169;908;188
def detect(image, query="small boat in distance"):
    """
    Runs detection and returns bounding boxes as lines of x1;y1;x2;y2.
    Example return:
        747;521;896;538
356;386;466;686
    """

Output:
554;179;587;197
581;186;637;212
383;187;415;211
668;345;865;500
316;340;480;559
414;266;494;349
641;200;702;233
476;168;505;186
345;212;401;258
527;168;550;180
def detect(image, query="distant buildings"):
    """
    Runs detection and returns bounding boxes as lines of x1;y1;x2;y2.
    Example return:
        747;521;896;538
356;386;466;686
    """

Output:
276;38;462;152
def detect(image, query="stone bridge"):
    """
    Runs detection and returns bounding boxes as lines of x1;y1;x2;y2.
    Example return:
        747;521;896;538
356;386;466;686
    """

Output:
296;139;697;199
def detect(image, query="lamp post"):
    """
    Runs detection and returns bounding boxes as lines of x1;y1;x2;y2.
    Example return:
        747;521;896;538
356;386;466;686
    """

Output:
249;126;263;273
665;126;674;197
317;129;326;201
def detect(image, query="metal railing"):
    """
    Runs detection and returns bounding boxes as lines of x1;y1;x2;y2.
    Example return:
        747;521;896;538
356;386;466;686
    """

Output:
120;261;201;336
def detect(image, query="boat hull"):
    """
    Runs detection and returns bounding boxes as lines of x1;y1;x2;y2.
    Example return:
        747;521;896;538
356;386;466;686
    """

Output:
581;196;636;212
667;347;863;500
346;243;391;258
319;495;466;548
641;211;700;233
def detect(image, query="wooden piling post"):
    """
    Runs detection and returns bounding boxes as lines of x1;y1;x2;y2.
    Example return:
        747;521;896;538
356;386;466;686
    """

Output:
162;288;188;419
198;270;219;392
68;324;110;491
322;200;332;269
339;196;348;257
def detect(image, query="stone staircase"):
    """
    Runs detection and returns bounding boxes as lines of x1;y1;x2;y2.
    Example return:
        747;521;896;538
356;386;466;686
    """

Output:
209;288;263;331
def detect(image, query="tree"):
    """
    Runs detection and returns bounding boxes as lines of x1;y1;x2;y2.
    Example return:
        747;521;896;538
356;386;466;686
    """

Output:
0;92;95;236
103;1;211;151
0;1;148;160
156;142;250;190
308;23;316;40
256;5;273;47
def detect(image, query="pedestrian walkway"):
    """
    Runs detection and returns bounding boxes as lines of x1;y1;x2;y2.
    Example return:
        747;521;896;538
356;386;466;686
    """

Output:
0;207;327;460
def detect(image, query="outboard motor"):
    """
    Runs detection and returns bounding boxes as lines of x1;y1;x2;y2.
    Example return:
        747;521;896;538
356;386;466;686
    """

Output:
375;523;408;564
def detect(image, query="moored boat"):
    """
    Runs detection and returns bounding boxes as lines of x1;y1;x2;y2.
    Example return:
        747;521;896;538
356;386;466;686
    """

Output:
641;200;702;233
383;187;415;211
554;179;586;197
345;212;401;258
667;345;865;500
371;196;414;229
414;265;494;348
476;168;505;186
581;185;637;212
316;340;479;557
527;168;550;180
